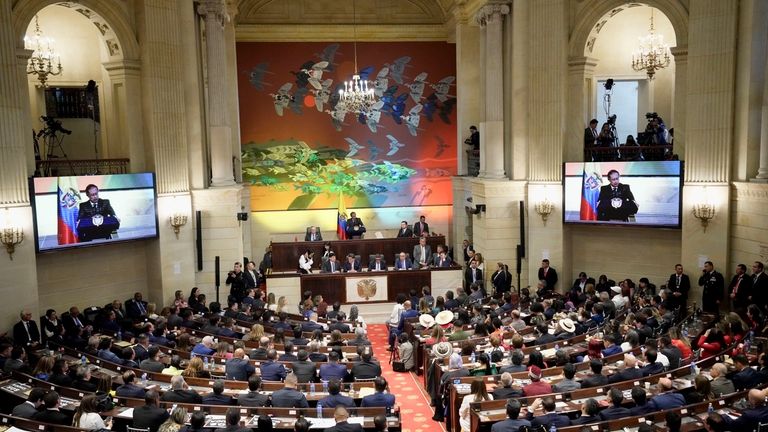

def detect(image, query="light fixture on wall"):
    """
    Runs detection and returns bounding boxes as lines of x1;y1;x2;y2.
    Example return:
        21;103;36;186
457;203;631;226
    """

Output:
24;15;62;87
1;227;24;260
169;214;188;239
336;0;377;114
692;203;715;232
534;198;554;225
631;10;671;80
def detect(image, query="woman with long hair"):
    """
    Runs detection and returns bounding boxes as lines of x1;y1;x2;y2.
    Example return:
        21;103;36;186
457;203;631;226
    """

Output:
243;323;265;342
685;374;714;404
698;327;727;359
72;394;111;430
425;326;445;345
181;356;210;379
459;378;493;432
188;287;200;309
216;341;232;360
267;292;277;311
176;333;192;352
276;296;288;314
33;355;55;380
527;350;547;370
173;289;188;309
581;338;604;363
668;327;693;358
328;330;346;347
470;353;497;376
158;406;188;432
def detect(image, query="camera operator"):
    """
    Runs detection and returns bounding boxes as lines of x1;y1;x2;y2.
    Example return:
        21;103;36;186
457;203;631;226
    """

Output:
642;113;669;146
226;262;246;304
464;125;479;150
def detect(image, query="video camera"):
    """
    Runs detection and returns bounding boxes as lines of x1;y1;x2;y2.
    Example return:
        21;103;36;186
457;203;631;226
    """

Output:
41;116;72;135
645;112;659;122
607;114;617;126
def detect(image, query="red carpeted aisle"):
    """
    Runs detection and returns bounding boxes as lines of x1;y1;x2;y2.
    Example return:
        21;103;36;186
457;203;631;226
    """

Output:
367;324;446;432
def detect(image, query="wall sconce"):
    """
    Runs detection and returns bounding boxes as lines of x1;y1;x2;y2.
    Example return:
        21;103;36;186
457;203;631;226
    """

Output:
692;203;715;232
169;214;188;239
535;198;554;225
1;227;24;260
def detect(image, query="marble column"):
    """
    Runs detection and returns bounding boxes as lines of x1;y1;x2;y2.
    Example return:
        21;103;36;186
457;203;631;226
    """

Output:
103;60;145;172
566;56;598;162
476;3;509;179
670;47;687;160
509;0;529;181
224;0;242;184
454;8;481;176
757;51;768;180
198;0;235;187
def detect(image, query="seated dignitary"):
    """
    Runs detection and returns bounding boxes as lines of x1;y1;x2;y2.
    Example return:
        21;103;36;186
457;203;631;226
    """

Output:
396;221;413;238
320;351;349;381
394;252;412;270
343;253;362;272
492;372;523;399
326;407;364;432
319;379;356;408
260;349;288;381
709;362;736;396
491;399;531;432
648;378;686;410
32;391;69;425
134;390;170;431
11;387;46;419
361;377;396;408
226;348;255;381
271;373;309;408
116;370;147;398
292;349;319;383
161;375;202;403
322;253;342;273
706;388;768;430
368;253;388;271
599;388;632;420
215;408;251;432
525;396;571;429
238;376;270;407
609;353;643;383
580;359;609;388
203;380;235;406
351;349;382;379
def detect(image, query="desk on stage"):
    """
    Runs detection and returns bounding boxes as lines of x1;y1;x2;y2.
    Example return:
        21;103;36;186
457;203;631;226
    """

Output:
269;235;446;272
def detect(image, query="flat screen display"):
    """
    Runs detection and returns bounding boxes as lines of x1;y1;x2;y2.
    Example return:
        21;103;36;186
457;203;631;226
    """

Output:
30;173;159;252
563;161;682;228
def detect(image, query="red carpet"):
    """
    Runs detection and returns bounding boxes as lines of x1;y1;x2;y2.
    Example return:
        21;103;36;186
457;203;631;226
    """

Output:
367;324;445;432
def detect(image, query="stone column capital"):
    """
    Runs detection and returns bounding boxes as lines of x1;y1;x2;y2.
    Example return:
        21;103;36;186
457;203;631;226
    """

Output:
475;3;510;27
197;0;228;26
670;46;688;61
225;0;239;21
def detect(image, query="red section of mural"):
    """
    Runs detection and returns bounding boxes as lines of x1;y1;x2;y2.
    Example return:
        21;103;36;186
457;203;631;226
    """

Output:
236;42;457;211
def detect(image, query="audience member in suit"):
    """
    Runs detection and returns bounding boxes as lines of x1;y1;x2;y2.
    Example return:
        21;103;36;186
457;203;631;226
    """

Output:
533;323;557;346
396;221;413;238
292;350;318;383
278;343;298;362
628;386;655;416
413;216;430;237
48;359;74;388
412;237;432;268
552;363;582;392
499;350;527;374
537;259;558;291
243;261;259;289
140;346;165;373
368;254;388;271
752;261;768;311
351;350;382;380
125;292;149;319
394;252;412;270
730;354;761;391
319;379;356;408
326;407;364;432
161;375;203;404
73;366;98;392
116;370;147;398
320;351;349;381
11;387;46;419
224;348;256;381
133;334;150;362
361;377;396;408
526;397;570;429
599;388;632;420
639;349;665;377
584;118;599;148
133;390;170;431
214;408;251;432
434;250;452;268
709;363;736;396
62;306;91;348
607;352;641;382
465;261;483;290
342;254;362;273
490;399;531;432
571;398;601;425
649;378;686;410
580;359;609;388
271;373;309;408
322;254;342;273
328;316;352;333
345;212;366;239
13;310;41;347
667;264;691;315
238;376;270;407
203;380;235;406
707;389;768;430
304;226;322;242
259;349;287;381
32;391;69;425
492;373;523;399
728;264;753;314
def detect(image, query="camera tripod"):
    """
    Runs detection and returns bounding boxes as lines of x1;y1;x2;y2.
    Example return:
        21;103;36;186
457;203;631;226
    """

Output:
38;127;74;176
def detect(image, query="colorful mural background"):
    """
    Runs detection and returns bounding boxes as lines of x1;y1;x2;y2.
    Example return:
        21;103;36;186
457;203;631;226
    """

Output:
236;42;457;211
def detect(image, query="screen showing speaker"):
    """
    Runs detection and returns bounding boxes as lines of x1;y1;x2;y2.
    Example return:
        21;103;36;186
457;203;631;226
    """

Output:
563;161;682;228
30;173;159;252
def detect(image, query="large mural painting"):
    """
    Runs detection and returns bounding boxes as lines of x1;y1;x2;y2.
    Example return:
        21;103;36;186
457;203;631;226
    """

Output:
236;42;457;211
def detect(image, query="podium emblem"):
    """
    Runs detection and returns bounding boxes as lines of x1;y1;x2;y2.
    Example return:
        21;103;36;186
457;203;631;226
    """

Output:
356;279;377;300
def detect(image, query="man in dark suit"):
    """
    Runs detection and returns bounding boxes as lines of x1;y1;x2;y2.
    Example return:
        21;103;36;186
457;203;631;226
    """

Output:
13;310;40;347
648;378;685;410
203;380;235;406
77;184;118;241
465;260;483;290
525;397;571;429
628;387;655;416
729;263;753;314
140;346;165;373
533;323;557;345
32;391;69;425
699;261;724;314
115;370;147;398
584;118;599;147
434;249;452;268
322;254;342;273
243;261;259;289
125;292;148;319
133;390;169;430
368;254;387;271
259;349;287;381
491;399;531;432
351;351;382;380
537;259;558;291
342;253;362;273
599;388;632;420
225;262;246;304
596;170;638;221
667;264;691;316
361;377;396;408
608;354;643;383
319;380;356;409
238;376;270;407
271;373;309;407
394;252;412;270
730;354;761;391
62;306;91;348
215;408;251;432
751;261;768;312
329;316;351;333
320;351;349;381
304;226;322;241
345;211;365;239
709;389;768;430
161;376;202;403
581;359;609;388
396;221;413;238
571;398;601;425
290;350;317;383
278;343;298;362
11;387;46;419
224;348;256;381
326;407;364;432
413;215;429;237
639;349;665;376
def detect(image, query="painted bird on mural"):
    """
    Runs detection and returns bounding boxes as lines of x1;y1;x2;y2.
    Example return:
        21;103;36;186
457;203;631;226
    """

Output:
315;43;340;71
303;61;329;90
270;82;294;116
429;76;455;102
385;135;406;156
386;56;412;84
406;72;428;103
402;104;423;136
344;138;365;158
248;62;272;91
434;136;449;157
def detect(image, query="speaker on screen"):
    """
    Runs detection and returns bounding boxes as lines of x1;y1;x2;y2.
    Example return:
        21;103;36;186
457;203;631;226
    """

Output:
196;210;202;271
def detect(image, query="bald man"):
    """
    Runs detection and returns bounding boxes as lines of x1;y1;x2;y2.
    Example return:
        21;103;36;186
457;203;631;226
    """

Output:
648;378;685;410
709;389;768;430
326;407;364;432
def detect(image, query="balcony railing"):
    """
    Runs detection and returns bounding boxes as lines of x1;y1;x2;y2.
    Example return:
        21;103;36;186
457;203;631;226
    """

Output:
35;158;130;177
584;145;674;162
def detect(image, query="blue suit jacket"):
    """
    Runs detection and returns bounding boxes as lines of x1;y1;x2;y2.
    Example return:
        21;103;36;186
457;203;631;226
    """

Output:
602;345;622;357
225;358;255;381
649;392;685;410
192;344;215;356
639;362;665;377
319;393;356;408
115;383;146;398
599;406;631;421
319;363;348;381
98;349;123;364
732;367;761;391
395;259;412;270
260;361;287;381
361;392;396;408
529;412;571;429
491;418;531;432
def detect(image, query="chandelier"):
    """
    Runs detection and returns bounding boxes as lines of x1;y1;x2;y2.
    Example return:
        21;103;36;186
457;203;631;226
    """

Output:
337;0;376;114
24;15;62;87
631;10;671;80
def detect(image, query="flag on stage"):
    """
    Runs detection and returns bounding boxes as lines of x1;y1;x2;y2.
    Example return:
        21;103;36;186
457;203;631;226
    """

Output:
337;193;348;240
580;163;601;221
57;176;80;244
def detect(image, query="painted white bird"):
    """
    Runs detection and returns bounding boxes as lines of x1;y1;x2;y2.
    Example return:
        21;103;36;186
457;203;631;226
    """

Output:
402;104;423;136
385;134;406;156
386;56;411;84
373;67;390;97
344;138;366;158
269;82;293;116
303;61;329;89
313;79;333;112
429;76;456;102
406;72;428;103
366;100;386;133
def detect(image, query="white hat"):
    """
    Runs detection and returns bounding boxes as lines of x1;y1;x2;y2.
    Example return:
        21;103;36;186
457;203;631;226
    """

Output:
611;286;622;294
435;310;454;326
419;314;435;329
559;318;576;334
432;341;453;359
